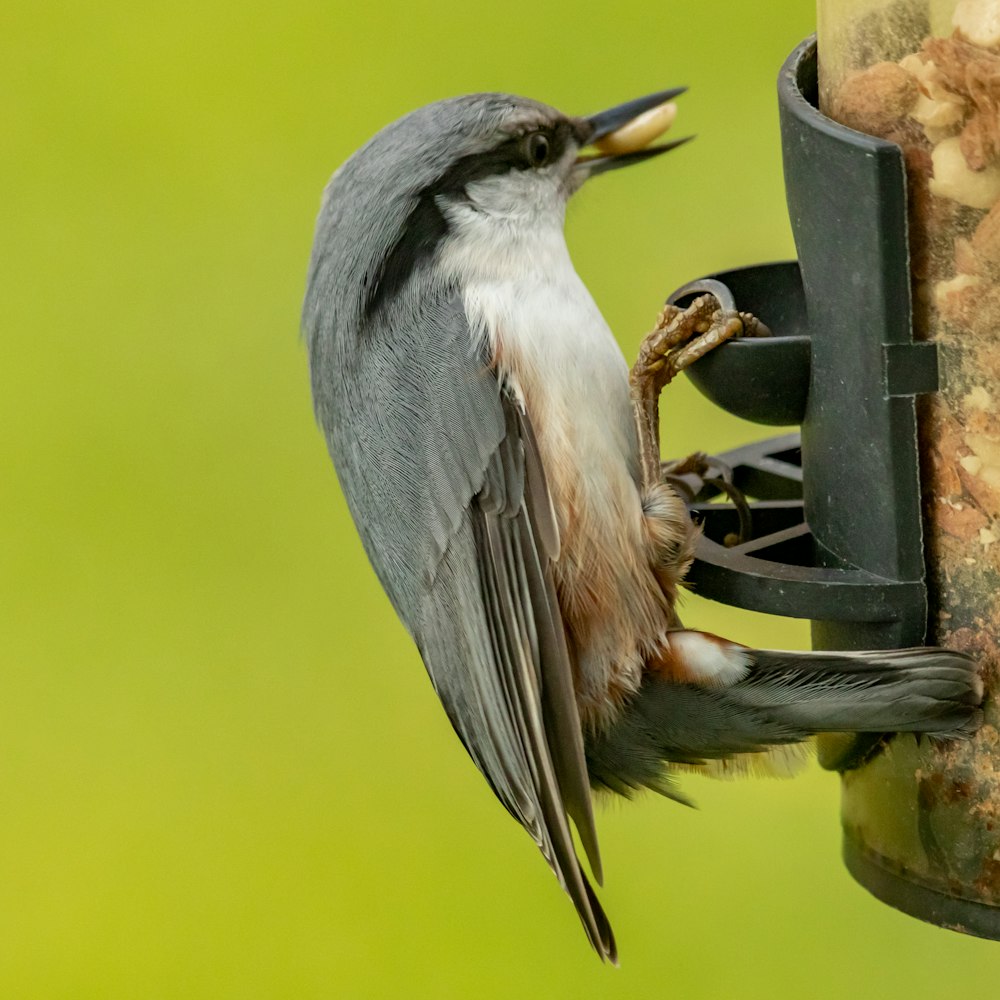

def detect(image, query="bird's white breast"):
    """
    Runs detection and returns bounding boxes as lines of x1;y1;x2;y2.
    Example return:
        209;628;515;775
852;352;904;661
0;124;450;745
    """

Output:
438;205;675;721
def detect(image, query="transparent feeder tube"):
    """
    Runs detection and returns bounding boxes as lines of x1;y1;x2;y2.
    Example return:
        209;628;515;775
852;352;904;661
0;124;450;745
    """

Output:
818;0;1000;937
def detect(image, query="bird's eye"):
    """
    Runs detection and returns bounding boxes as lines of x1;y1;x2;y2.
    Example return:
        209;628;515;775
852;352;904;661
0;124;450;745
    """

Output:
525;132;551;167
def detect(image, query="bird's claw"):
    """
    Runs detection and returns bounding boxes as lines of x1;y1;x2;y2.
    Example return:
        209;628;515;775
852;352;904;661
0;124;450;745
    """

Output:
630;293;766;491
661;452;753;545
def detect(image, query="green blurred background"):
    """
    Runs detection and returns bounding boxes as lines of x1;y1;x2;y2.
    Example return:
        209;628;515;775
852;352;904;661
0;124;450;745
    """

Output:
4;1;998;996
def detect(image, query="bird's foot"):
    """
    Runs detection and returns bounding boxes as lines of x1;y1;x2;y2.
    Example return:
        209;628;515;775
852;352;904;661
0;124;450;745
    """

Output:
630;294;765;491
661;452;752;546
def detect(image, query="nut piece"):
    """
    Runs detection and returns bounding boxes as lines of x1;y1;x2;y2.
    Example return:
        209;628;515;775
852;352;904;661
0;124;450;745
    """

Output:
955;236;981;274
935;272;982;330
901;53;965;106
920;36;1000;168
911;90;966;129
832;61;918;136
938;498;989;540
899;53;967;141
935;271;982;308
929;135;1000;207
594;102;677;156
962;57;1000;168
954;0;1000;49
972;199;1000;270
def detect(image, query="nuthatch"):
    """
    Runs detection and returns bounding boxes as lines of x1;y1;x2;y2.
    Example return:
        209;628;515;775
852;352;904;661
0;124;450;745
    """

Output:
302;90;982;962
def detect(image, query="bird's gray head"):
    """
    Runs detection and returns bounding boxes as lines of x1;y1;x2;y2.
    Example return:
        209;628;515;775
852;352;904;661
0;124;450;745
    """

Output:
302;90;687;341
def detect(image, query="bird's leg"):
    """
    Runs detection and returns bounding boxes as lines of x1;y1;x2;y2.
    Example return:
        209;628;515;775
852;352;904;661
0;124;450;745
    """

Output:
629;295;746;491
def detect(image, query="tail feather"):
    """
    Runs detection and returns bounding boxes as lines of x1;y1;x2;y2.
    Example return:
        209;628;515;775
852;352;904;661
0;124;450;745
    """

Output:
733;648;983;737
585;646;982;797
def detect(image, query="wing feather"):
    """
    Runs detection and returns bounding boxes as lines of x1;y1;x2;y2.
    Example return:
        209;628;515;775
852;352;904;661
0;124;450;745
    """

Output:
309;284;613;959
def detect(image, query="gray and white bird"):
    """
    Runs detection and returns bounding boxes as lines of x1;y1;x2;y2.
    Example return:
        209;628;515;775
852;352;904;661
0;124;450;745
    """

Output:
302;90;982;962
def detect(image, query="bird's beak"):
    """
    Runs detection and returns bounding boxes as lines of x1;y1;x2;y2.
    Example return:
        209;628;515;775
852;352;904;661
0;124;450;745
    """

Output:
574;87;692;182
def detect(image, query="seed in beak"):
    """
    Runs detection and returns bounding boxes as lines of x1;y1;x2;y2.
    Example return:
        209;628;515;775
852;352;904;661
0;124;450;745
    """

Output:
593;102;678;156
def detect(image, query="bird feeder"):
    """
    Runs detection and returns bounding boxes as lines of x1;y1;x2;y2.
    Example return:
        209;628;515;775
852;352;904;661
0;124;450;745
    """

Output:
674;7;1000;939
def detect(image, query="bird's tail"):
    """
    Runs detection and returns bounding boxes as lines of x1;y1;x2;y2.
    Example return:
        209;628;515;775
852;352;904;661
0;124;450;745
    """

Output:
727;647;982;737
585;645;982;798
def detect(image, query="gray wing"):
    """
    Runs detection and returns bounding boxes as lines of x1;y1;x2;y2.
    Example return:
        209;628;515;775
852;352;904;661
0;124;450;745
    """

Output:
309;286;614;960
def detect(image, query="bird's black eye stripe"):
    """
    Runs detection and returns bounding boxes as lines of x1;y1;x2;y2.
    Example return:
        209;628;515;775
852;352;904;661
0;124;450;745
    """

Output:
363;192;447;321
363;121;575;320
434;120;574;193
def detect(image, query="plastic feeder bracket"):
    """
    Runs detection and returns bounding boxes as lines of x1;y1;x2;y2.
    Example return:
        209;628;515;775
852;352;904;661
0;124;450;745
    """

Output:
675;37;938;772
671;33;1000;943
